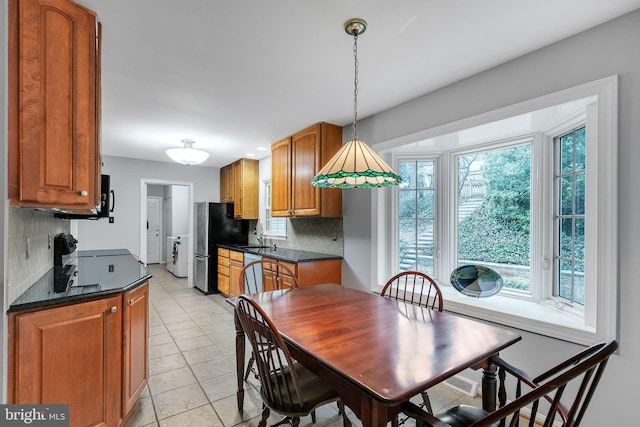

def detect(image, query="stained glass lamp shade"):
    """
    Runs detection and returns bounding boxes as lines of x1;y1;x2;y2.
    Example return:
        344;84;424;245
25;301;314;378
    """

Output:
311;139;402;188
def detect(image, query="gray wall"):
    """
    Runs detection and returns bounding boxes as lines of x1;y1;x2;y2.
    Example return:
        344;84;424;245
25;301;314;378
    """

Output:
75;155;219;255
343;9;639;426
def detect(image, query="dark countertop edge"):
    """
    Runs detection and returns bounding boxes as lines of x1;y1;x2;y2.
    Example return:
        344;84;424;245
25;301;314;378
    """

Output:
217;244;343;263
7;274;152;314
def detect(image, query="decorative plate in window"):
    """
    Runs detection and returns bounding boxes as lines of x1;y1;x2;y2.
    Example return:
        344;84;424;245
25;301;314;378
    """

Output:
450;265;503;298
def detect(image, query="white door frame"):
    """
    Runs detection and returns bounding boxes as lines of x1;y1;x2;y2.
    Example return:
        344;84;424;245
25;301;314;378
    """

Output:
146;196;163;264
140;179;194;288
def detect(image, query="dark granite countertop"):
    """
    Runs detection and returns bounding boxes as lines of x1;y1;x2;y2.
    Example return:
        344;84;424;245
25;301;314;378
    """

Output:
8;249;151;313
218;244;342;263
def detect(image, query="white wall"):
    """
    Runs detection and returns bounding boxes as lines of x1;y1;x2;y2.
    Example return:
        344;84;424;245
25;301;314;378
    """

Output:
75;155;219;256
171;185;189;236
343;10;639;426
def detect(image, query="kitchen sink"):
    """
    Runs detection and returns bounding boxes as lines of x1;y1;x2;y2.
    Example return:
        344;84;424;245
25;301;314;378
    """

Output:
237;245;269;249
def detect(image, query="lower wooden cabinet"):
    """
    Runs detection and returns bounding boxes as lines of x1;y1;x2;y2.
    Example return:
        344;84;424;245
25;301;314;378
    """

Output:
229;250;244;297
8;282;149;427
122;283;149;420
217;248;230;296
263;257;342;288
216;249;342;295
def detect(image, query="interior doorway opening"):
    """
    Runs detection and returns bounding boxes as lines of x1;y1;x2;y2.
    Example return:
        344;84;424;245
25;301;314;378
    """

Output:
140;179;194;288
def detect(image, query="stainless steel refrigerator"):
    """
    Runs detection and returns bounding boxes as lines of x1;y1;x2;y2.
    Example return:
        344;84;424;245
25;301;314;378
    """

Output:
194;202;248;293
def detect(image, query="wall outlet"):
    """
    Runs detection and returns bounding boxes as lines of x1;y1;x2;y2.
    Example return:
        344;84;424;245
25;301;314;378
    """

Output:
109;217;114;223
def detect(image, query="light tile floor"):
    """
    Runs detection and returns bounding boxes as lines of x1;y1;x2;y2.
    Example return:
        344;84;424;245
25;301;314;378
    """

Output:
125;265;479;427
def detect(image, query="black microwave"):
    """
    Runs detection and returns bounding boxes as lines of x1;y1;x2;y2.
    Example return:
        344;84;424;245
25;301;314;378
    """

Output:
55;175;114;220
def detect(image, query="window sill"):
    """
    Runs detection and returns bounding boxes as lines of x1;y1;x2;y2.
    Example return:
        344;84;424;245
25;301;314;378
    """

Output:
374;284;599;346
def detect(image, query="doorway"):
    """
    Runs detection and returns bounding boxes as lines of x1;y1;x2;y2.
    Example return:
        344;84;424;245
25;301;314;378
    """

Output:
140;179;194;288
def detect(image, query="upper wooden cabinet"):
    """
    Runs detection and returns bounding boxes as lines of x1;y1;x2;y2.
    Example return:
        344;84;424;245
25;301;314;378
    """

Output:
220;164;234;203
8;0;101;210
271;122;343;217
219;159;259;219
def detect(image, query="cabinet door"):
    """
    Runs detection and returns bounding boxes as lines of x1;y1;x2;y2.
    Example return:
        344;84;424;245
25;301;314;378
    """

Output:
10;296;122;427
9;0;99;209
237;159;259;219
233;161;243;218
271;137;292;216
280;273;296;290
122;283;149;419
291;124;322;216
230;259;244;297
218;273;230;296
220;165;229;202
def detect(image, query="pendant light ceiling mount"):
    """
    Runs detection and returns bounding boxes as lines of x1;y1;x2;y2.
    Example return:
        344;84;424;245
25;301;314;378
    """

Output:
165;138;210;166
311;18;401;189
344;18;367;37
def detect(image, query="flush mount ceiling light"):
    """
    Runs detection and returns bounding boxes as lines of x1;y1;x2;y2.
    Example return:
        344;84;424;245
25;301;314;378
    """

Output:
165;139;210;166
312;18;401;189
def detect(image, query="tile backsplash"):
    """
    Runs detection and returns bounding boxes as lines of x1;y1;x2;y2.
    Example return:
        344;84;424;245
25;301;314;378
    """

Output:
7;207;69;304
250;217;343;256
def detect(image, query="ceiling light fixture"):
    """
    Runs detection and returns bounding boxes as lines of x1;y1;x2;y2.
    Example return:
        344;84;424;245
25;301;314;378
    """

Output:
312;18;401;188
165;139;210;166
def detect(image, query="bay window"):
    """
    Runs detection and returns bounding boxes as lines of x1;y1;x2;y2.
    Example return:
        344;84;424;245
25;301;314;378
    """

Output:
373;76;617;345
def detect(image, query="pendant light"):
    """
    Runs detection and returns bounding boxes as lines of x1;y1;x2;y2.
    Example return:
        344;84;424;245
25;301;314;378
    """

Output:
166;139;210;166
312;19;401;188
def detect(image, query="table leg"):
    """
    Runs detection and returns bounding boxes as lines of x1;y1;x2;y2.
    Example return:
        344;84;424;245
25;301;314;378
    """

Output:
234;310;245;411
360;397;390;427
481;361;498;411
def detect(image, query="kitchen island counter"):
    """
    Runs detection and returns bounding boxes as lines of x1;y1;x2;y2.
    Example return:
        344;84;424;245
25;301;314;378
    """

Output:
8;249;151;313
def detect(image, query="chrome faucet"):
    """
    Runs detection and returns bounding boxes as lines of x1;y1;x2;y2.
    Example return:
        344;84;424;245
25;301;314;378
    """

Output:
254;227;265;247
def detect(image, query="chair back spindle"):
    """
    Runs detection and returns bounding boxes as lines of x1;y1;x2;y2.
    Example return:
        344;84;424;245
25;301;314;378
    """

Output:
402;339;617;427
240;259;299;294
488;339;617;427
382;271;443;311
236;296;304;411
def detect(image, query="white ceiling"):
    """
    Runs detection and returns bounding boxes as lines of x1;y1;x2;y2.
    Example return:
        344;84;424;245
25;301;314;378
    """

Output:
79;0;640;168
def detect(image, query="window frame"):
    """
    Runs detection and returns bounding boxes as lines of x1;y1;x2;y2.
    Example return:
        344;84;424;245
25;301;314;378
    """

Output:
452;136;535;299
262;179;286;238
396;159;438;276
371;76;618;346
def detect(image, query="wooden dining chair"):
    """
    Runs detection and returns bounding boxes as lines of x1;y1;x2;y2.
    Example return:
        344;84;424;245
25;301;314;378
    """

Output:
235;295;351;427
381;271;444;312
240;259;299;382
381;271;443;420
401;339;618;427
240;259;299;294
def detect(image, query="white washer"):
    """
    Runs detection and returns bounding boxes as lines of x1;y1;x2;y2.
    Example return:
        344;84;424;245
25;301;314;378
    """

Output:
173;235;189;278
166;236;177;273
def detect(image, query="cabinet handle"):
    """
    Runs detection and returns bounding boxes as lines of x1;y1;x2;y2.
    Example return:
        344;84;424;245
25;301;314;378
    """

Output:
128;299;134;305
110;306;118;313
80;190;88;197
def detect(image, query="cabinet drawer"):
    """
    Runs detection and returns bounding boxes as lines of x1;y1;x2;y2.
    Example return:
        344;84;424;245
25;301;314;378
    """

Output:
218;274;229;296
218;265;229;276
229;250;244;263
218;248;229;257
218;256;230;267
278;260;297;275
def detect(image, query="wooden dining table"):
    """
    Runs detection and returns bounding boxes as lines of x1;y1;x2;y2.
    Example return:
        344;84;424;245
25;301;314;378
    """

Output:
229;283;521;426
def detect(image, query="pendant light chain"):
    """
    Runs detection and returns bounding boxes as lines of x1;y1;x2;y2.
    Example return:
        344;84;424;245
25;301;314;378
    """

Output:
310;18;402;188
352;31;359;142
